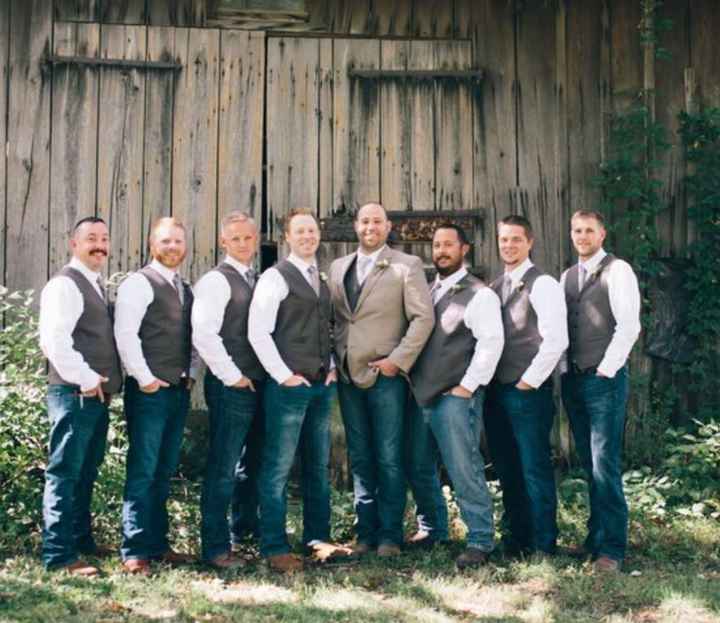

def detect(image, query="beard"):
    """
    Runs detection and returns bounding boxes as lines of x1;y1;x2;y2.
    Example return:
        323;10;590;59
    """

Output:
154;250;186;268
434;256;462;277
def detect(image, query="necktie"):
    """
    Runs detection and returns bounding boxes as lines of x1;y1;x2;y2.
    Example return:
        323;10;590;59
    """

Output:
578;264;587;292
429;281;442;305
96;276;107;303
172;273;185;305
357;255;373;285
245;268;257;289
307;265;320;296
501;274;513;305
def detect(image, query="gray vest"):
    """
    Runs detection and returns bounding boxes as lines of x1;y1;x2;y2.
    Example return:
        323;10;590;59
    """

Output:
138;265;193;385
273;260;332;379
47;266;123;394
411;273;485;406
214;262;266;382
344;256;363;312
490;265;543;384
564;254;617;370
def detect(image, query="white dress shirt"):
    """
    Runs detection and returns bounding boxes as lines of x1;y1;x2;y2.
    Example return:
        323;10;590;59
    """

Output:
560;248;641;377
356;245;386;284
114;259;200;387
248;253;320;384
505;258;569;388
431;267;505;391
39;257;106;392
192;256;255;387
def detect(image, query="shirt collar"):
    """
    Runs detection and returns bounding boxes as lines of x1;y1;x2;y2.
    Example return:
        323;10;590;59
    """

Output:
356;245;386;264
223;255;252;276
287;253;317;273
149;259;178;284
506;257;534;285
578;248;607;274
433;266;467;291
69;257;101;285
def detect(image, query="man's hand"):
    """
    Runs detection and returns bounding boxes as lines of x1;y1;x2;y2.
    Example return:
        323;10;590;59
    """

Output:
447;385;473;399
515;380;534;391
140;378;170;393
232;376;256;392
369;358;400;377
324;369;338;386
282;374;311;387
82;376;109;403
595;371;608;378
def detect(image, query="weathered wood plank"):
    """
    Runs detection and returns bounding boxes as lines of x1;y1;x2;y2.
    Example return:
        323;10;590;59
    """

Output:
374;0;411;36
333;38;381;214
691;0;720;107
610;0;642;113
49;22;100;275
101;0;146;24
54;0;99;21
318;38;334;217
266;37;320;241
328;0;373;34
172;28;220;282
0;1;9;285
142;26;175;263
97;25;147;276
413;0;454;38
433;40;473;213
6;0;52;295
217;30;265;222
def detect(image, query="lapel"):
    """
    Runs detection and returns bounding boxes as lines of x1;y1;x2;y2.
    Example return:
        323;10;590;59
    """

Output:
354;246;391;314
338;253;356;313
504;265;532;307
435;273;469;307
578;254;610;298
285;260;319;299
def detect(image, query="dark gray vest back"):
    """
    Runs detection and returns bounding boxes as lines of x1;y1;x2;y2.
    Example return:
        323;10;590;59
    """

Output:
214;262;266;381
343;256;363;312
490;265;543;384
411;273;485;406
564;254;617;370
273;260;332;378
138;265;193;385
47;266;123;394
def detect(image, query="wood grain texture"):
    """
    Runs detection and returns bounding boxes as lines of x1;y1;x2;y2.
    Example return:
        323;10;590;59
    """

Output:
142;27;175;263
691;0;720;107
413;0;454;38
318;38;334;217
374;0;411;36
54;0;99;21
610;0;642;113
49;22;100;275
101;0;146;24
97;25;147;276
172;27;220;282
266;37;320;240
0;2;9;285
6;0;52;295
217;30;265;221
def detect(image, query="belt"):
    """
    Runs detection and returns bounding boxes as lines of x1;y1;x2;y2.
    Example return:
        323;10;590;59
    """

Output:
303;367;327;383
570;363;598;375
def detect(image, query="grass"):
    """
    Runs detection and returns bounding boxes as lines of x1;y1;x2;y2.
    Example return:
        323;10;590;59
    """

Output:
0;485;719;623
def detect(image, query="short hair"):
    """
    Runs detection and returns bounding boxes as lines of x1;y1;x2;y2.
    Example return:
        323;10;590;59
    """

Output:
283;208;318;234
72;216;106;236
221;211;256;233
571;209;606;227
498;214;534;240
149;216;186;243
433;223;470;246
354;202;387;221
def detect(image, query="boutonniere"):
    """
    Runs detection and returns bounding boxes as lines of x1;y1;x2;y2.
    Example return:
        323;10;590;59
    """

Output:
319;271;328;282
376;259;390;270
588;265;604;282
450;283;466;294
517;280;525;293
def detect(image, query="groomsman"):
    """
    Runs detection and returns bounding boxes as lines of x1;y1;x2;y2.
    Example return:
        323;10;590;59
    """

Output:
560;210;641;573
249;208;350;573
115;217;197;574
192;211;265;569
39;217;122;576
407;224;504;568
329;203;434;556
485;215;568;556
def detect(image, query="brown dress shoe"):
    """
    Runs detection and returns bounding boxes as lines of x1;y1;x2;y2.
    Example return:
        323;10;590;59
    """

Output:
156;549;194;566
594;555;621;573
456;547;489;569
207;552;244;570
377;543;402;558
306;542;355;564
63;560;100;577
267;553;304;573
122;559;151;575
350;542;375;557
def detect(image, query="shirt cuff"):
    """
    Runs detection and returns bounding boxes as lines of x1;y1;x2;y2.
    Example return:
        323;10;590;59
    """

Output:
79;371;102;393
596;361;618;378
134;370;157;389
272;366;294;385
459;374;482;394
519;373;540;389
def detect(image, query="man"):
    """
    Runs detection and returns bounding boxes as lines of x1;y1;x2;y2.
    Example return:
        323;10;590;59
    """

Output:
484;214;568;556
407;225;504;568
560;210;641;573
39;217;122;576
115;217;197;574
248;208;350;573
329;203;434;556
192;211;265;569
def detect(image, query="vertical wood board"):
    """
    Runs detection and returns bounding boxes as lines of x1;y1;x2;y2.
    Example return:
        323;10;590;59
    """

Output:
413;0;454;38
0;1;9;285
54;0;99;21
317;38;334;217
101;0;146;24
691;0;720;107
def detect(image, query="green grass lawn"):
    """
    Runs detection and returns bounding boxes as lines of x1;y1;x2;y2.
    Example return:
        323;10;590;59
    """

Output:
1;488;718;623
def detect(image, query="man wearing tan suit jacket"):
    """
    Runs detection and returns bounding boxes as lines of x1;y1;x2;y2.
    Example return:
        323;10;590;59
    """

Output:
329;203;434;557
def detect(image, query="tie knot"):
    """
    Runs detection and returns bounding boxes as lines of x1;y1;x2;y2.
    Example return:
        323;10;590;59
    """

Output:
245;268;257;287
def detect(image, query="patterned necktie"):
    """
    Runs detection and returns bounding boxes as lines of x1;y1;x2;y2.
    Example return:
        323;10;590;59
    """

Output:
501;274;513;305
578;264;587;292
307;265;320;296
172;273;185;305
357;255;373;285
245;268;257;289
96;276;107;303
429;281;442;305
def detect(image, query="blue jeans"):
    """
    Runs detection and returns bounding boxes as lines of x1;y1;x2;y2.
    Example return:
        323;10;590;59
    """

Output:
485;380;558;554
408;392;494;551
121;377;189;561
230;405;264;544
258;379;333;558
338;374;408;547
200;372;261;561
42;385;109;569
562;367;629;562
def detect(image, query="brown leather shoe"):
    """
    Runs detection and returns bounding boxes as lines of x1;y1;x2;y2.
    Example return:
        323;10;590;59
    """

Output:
267;553;304;573
207;552;244;570
306;542;355;564
456;547;489;569
594;555;621;573
63;560;100;577
349;542;375;557
122;559;151;575
377;543;402;558
156;549;194;566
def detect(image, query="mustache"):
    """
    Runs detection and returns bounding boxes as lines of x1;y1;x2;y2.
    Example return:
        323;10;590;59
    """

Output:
89;249;107;256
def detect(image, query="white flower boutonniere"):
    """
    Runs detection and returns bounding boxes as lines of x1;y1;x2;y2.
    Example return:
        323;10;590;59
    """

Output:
376;259;390;270
319;271;328;282
449;283;466;295
516;280;526;293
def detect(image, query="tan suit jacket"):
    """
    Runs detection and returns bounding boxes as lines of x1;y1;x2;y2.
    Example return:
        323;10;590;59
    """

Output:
329;246;434;389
